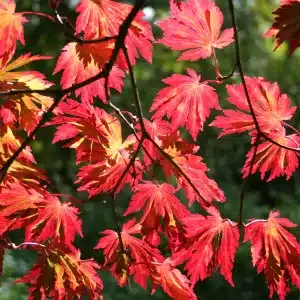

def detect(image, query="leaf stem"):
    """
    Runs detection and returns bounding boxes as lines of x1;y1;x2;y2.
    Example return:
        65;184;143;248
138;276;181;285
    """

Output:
238;136;260;226
122;46;145;130
22;11;56;22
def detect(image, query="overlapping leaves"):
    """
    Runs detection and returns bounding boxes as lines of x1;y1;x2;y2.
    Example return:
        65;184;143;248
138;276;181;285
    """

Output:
211;76;299;181
50;99;142;197
0;0;299;299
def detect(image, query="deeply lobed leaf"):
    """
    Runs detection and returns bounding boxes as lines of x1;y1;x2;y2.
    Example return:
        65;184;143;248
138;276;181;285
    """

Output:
17;243;103;300
264;0;300;54
172;210;240;287
157;0;234;61
244;211;300;300
151;69;220;140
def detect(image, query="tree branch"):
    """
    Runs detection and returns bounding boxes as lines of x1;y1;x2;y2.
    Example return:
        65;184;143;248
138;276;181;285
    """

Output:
227;0;300;152
238;135;260;226
0;93;64;184
0;0;148;187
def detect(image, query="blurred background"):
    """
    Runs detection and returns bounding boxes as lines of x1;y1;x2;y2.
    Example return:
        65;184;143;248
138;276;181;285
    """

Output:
2;0;300;299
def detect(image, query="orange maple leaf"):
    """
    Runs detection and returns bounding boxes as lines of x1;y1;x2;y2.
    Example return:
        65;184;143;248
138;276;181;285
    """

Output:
151;258;197;300
244;211;300;300
210;76;297;137
0;126;48;190
49;100;142;196
243;130;300;181
0;53;54;134
0;0;28;61
25;193;83;247
0;183;40;235
0;184;82;247
17;243;103;300
159;132;225;208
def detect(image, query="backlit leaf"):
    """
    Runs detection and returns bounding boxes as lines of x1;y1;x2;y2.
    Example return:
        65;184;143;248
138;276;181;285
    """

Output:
157;0;234;61
75;0;154;65
173;209;240;287
244;211;300;300
151;69;220;140
0;0;28;60
54;42;124;104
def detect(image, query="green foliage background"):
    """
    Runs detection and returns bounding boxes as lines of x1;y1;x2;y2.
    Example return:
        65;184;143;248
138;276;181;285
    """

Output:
2;0;300;299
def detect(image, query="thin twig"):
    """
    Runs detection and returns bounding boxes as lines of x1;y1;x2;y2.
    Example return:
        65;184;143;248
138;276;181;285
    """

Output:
0;0;148;186
146;135;211;209
238;135;260;226
22;11;56;22
282;121;300;136
55;10;117;44
122;33;211;210
6;241;46;250
212;47;222;79
244;219;267;227
122;46;145;130
110;136;145;253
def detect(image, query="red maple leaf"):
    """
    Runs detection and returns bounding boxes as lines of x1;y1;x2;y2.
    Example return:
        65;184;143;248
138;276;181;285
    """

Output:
244;211;300;300
95;219;163;289
210;76;297;137
75;0;154;66
0;183;40;235
157;0;234;61
264;0;300;54
0;53;54;134
242;130;300;181
25;193;83;247
54;42;124;104
17;243;103;300
0;184;82;246
0;0;28;61
159;132;225;208
173;209;240;287
151;258;197;300
124;181;190;246
150;69;220;140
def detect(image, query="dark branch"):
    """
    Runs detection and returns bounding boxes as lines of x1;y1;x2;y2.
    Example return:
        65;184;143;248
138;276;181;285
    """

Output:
227;0;300;153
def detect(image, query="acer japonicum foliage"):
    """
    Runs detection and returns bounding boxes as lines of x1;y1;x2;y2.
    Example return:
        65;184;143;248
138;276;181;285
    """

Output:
0;0;300;299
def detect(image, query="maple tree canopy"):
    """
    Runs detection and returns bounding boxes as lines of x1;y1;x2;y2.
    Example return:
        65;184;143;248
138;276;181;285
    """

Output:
0;0;299;299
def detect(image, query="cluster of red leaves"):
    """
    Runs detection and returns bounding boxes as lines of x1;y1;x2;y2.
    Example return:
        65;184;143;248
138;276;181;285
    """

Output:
211;76;300;181
0;0;299;300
